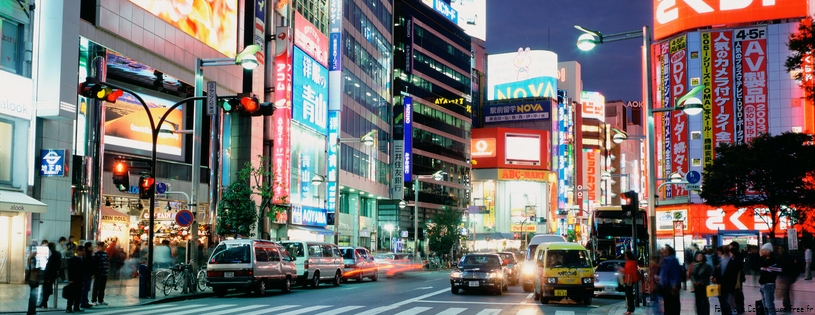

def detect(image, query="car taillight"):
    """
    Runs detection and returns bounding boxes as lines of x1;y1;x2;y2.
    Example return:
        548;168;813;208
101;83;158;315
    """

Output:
234;270;253;276
304;261;309;270
206;271;223;277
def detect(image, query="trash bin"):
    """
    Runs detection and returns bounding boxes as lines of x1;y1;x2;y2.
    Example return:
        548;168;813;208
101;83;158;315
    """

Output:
138;264;149;298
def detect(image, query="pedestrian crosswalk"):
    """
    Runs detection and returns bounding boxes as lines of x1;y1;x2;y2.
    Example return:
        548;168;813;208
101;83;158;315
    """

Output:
96;303;560;315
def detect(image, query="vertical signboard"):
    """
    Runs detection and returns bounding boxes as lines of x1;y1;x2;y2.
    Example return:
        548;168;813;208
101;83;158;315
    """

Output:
701;32;713;167
803;51;815;134
659;40;672;199
736;27;768;144
574;102;584;216
403;97;413;182
669;35;688;198
404;17;413;75
327;111;339;213
711;31;734;163
583;150;600;205
393;141;405;198
327;0;343;213
292;47;329;135
272;27;293;204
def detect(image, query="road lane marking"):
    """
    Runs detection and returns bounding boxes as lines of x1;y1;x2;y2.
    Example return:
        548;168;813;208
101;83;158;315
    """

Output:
555;311;575;315
475;309;502;315
164;304;235;315
356;305;400;315
393;307;432;315
436;308;467;315
417;300;539;305
517;309;542;315
84;304;185;315
204;304;267;315
275;305;333;315
313;306;365;315
241;305;301;315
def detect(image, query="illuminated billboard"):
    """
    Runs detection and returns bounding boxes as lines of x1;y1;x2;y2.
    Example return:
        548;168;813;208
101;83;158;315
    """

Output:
483;100;551;123
421;0;458;23
450;0;486;40
292;47;329;135
294;11;329;67
471;128;550;170
130;0;238;57
580;91;605;122
103;90;184;159
653;0;806;40
505;133;541;166
487;48;558;101
273;27;293;205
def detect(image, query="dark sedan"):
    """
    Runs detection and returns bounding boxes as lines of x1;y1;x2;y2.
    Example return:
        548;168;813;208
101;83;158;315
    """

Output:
497;252;520;285
450;254;507;295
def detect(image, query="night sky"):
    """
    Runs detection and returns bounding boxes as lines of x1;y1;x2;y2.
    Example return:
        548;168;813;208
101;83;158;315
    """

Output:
484;0;653;102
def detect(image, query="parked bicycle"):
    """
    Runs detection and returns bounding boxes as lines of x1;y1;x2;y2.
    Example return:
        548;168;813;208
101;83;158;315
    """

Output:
196;266;208;292
162;260;197;296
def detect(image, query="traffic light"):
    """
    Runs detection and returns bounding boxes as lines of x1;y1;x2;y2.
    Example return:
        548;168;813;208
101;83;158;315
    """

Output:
621;191;639;214
78;80;124;103
111;160;130;192
138;174;155;199
220;94;275;116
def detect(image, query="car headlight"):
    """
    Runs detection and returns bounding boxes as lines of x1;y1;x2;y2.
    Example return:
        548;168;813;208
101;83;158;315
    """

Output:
582;277;594;284
546;277;557;284
489;271;503;279
450;271;463;279
522;264;535;275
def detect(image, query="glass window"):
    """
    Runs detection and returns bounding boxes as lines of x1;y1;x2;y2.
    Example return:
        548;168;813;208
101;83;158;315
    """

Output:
322;245;334;257
283;242;305;257
1;19;23;75
209;243;251;264
255;247;269;262
546;250;591;268
308;245;324;257
268;248;280;262
0;119;13;184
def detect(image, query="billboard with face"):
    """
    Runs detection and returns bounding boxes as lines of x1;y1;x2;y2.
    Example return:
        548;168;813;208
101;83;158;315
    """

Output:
130;0;238;57
487;48;558;101
450;0;486;41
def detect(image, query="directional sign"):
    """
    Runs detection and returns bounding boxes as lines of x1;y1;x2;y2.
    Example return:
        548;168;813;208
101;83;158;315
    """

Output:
686;170;701;184
206;81;217;116
175;209;194;227
156;182;168;194
686;184;701;191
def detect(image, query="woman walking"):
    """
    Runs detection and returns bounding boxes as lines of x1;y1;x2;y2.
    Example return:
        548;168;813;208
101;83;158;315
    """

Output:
690;251;713;315
619;251;641;315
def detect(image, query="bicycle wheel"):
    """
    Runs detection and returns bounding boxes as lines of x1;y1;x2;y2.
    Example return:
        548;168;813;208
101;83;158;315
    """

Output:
197;270;208;292
154;269;170;291
162;274;175;296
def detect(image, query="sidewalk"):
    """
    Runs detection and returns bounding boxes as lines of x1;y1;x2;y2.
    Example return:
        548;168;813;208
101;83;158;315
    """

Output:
609;275;815;315
0;277;212;314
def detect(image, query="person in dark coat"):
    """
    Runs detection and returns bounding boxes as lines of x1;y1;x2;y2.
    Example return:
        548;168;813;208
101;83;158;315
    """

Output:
80;242;95;309
91;242;109;306
713;247;741;315
659;245;683;315
690;251;713;315
38;242;61;309
729;241;746;314
66;247;85;313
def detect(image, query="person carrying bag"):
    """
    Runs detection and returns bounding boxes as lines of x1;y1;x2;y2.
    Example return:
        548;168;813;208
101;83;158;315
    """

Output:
691;252;713;315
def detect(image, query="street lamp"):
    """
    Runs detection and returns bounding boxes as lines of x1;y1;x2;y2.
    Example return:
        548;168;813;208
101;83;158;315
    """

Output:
332;130;377;246
384;223;395;253
412;170;445;260
575;24;704;259
601;172;630;205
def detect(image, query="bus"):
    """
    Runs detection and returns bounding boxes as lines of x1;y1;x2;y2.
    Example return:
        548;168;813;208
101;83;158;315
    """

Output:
587;206;649;264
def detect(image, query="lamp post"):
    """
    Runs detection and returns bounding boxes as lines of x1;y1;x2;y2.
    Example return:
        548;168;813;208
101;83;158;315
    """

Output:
575;25;704;258
193;44;260;272
412;170;445;261
332;130;376;246
601;172;630;205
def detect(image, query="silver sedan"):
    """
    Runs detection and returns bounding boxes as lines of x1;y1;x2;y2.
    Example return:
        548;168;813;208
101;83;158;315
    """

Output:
593;260;626;297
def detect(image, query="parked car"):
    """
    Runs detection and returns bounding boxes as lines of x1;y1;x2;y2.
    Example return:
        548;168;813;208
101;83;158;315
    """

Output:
340;247;379;282
206;239;296;297
497;252;520;285
593;260;626;297
450;253;507;295
279;241;344;288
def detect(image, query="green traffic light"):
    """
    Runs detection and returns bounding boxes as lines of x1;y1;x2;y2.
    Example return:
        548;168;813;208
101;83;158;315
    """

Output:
220;99;232;112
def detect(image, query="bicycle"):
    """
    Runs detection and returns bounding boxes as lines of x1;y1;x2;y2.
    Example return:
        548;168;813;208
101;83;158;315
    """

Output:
162;261;195;296
154;268;172;292
196;266;208;292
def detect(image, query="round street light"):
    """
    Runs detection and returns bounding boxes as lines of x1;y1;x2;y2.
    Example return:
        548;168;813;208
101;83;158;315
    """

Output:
360;135;375;146
398;200;407;209
612;133;627;144
311;174;326;185
669;172;683;183
577;34;597;51
239;54;259;70
432;172;444;181
601;172;611;180
681;98;704;115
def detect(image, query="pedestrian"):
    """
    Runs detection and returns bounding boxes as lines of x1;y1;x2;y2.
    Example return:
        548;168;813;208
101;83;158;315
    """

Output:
690;251;713;315
712;247;739;315
58;237;69;282
65;236;77;253
804;244;812;280
79;242;96;309
648;255;662;314
758;243;780;315
91;241;109;306
729;241;746;314
619;250;640;315
66;246;85;313
38;242;61;309
154;240;172;269
748;246;761;285
26;247;42;315
659;245;682;315
775;245;798;312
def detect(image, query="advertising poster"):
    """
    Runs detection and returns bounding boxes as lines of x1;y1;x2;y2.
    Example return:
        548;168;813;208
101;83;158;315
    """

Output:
701;32;713;167
582;150;600;205
580;91;605;122
711;31;734;156
291;205;328;227
291;125;326;207
449;0;486;40
103;89;184;158
129;0;238;57
669;35;689;198
292;47;329;135
272;27;293;205
509;192;537;232
487;48;558;101
660;41;672;199
403;97;413;182
483;100;551;123
735;27;768;144
293;12;329;67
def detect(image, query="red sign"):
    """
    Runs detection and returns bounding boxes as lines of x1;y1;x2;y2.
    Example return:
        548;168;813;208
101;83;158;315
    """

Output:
273;27;293;205
669;35;689;198
470;128;550;170
658;204;793;236
711;30;734;151
294;12;329;67
175;210;194;227
584;150;598;203
471;138;496;157
804;49;815;134
737;27;768;143
673;221;685;237
653;0;807;40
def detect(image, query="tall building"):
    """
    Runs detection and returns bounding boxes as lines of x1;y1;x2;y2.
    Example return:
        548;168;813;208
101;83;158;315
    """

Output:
390;0;472;255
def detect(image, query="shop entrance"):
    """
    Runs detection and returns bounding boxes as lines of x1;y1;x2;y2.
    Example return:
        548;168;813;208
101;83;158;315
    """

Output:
717;230;760;248
0;215;9;283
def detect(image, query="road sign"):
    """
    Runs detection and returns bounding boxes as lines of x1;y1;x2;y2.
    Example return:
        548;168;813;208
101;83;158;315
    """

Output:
156;182;168;194
686;184;700;191
206;81;217;116
175;209;194;227
788;228;798;250
686;170;701;184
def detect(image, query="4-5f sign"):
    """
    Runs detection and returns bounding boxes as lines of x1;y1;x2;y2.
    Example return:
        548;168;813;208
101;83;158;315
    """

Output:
735;28;766;40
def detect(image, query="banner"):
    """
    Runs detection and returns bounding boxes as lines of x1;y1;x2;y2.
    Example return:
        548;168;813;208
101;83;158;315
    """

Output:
711;30;734;163
701;32;713;167
736;27;768;144
293;12;328;67
392;141;404;199
272;27;293;204
668;35;688;198
292;47;329;135
583;150;601;204
327;111;340;213
660;40;672;199
403;97;413;182
483;100;551;123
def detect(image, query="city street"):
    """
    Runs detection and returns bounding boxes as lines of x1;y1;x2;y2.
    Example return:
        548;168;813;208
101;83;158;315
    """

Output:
71;270;621;315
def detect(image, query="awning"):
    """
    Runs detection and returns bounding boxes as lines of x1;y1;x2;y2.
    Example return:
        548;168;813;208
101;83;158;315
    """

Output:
473;232;516;241
291;225;334;235
0;190;47;213
100;206;129;223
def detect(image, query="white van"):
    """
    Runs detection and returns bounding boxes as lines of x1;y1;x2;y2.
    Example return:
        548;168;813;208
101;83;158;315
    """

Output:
522;234;567;292
280;241;344;288
206;239;297;297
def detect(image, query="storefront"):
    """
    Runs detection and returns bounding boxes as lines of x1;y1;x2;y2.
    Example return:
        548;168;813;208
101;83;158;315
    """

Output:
99;206;131;254
288;205;332;241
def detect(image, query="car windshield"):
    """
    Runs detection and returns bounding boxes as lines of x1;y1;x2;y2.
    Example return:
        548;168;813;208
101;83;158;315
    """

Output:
546;250;591;268
281;243;304;257
596;261;623;272
341;248;355;259
459;255;501;268
209;243;250;264
498;253;516;264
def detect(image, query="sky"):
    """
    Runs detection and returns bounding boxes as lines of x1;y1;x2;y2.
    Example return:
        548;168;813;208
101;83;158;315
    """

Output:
484;0;653;102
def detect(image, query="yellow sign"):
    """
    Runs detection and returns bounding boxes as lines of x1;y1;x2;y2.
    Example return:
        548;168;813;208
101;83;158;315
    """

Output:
434;97;465;105
498;169;553;182
701;32;713;167
510;224;537;232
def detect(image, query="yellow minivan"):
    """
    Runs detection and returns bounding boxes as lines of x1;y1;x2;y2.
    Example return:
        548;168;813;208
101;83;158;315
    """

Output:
533;242;595;305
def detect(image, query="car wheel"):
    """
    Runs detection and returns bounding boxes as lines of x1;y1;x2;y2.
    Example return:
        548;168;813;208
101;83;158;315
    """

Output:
451;286;459;294
333;270;342;286
523;283;533;292
213;287;227;297
371;270;379;281
583;297;593;305
255;279;266;296
281;277;292;293
311;272;320;288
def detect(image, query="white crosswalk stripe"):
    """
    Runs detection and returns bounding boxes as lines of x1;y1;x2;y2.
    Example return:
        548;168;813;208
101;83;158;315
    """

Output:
435;307;467;315
119;303;548;315
313;305;366;315
554;311;575;315
474;309;503;315
240;305;301;315
276;305;333;315
92;304;204;315
355;305;401;315
84;303;182;315
393;306;433;315
203;304;268;315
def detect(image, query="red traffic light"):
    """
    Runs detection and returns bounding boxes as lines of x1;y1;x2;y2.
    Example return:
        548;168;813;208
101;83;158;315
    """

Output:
240;96;259;113
78;80;124;103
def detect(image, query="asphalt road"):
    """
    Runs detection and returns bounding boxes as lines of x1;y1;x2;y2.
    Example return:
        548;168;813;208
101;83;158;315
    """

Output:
96;270;627;315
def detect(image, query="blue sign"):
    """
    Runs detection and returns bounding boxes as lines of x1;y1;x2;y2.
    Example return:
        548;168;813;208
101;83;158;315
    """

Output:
300;153;312;201
484;100;552;123
291;205;328;227
327;110;340;213
403;97;413;182
175;210;194;227
686;170;701;184
329;33;341;71
293;47;329;135
431;0;458;23
40;150;66;177
156;182;168;194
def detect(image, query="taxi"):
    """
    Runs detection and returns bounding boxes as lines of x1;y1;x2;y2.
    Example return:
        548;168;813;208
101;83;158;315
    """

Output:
533;242;595;305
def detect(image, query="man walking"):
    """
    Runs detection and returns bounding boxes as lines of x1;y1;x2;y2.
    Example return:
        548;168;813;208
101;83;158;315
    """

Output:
80;242;96;309
805;244;812;280
659;245;682;315
91;242;109;306
729;241;746;314
758;243;781;315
